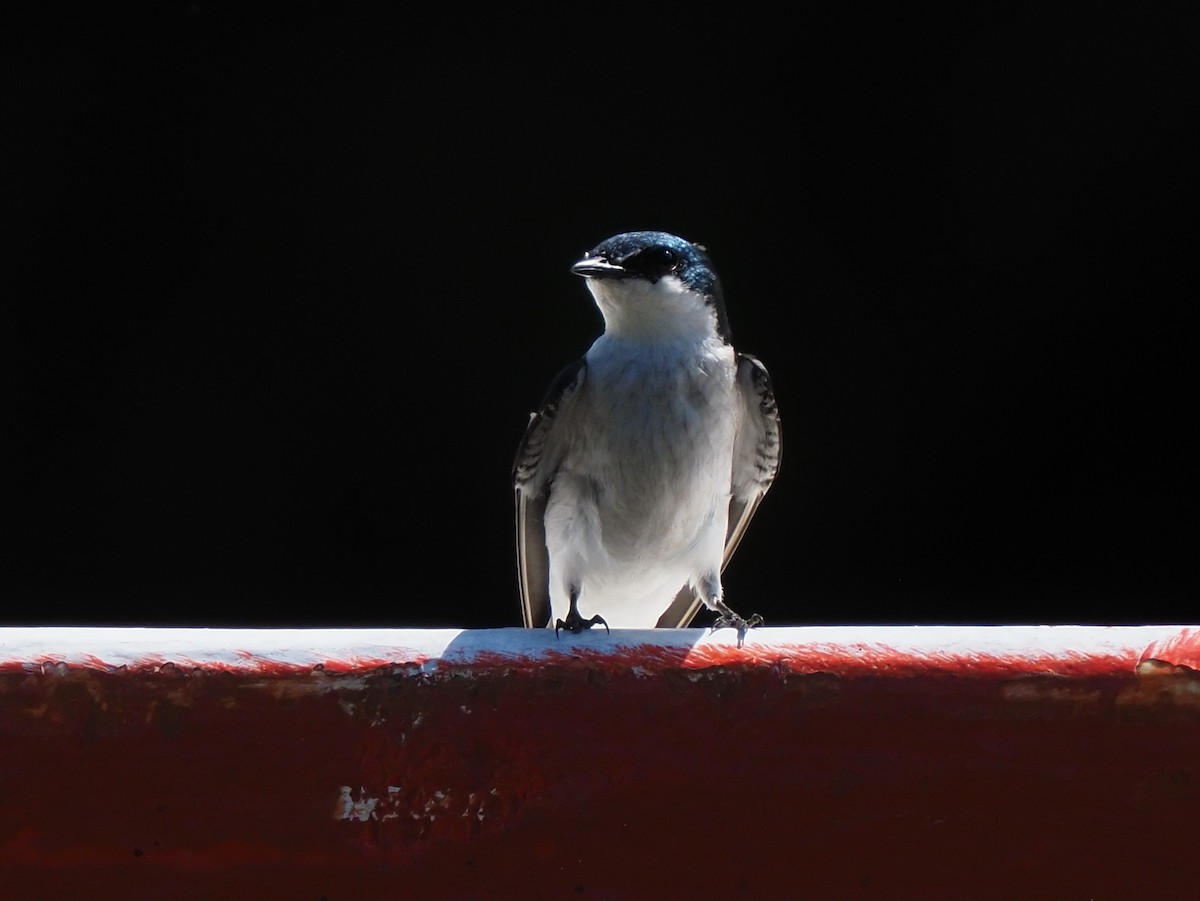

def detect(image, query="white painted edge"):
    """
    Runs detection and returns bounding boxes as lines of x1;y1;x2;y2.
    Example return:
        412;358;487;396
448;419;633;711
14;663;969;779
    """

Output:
0;625;1193;671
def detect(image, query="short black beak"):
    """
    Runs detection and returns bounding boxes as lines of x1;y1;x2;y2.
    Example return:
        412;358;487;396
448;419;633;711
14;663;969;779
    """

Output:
570;257;627;279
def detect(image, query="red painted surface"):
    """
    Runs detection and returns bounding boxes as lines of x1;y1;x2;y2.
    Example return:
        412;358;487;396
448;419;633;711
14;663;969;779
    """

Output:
0;627;1197;899
1141;626;1200;671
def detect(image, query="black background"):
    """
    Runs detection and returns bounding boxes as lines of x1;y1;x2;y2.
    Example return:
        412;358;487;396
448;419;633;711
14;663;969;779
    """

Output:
8;5;1194;627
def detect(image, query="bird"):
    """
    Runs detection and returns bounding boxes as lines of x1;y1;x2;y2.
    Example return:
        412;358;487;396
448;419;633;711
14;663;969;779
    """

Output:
513;231;781;644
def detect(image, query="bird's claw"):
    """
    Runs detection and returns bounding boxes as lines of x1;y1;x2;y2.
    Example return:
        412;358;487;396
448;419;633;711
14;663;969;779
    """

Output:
711;612;763;648
555;612;610;638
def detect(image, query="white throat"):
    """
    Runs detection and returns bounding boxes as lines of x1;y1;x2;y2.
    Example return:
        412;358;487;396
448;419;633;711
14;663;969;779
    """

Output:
586;275;719;344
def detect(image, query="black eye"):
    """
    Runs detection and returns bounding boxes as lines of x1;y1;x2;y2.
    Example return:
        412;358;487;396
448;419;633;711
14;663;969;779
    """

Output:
643;246;676;268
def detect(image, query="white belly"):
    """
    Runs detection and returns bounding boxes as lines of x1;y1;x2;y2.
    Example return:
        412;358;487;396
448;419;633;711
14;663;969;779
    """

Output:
544;338;738;627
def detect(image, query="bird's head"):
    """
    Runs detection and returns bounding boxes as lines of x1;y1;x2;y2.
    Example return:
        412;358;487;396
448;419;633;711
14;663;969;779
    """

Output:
571;231;732;344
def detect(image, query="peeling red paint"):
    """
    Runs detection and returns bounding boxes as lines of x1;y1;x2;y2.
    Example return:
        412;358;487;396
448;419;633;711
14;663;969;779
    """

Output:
1140;626;1200;671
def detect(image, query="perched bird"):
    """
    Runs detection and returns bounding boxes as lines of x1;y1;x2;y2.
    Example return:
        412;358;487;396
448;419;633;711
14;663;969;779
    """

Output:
513;231;781;642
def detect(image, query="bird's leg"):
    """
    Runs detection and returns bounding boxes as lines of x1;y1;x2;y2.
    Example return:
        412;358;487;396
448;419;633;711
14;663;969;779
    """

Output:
711;601;764;648
555;585;609;637
700;573;762;647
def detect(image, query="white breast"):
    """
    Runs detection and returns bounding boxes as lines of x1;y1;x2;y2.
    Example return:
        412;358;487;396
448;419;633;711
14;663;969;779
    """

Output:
543;330;740;627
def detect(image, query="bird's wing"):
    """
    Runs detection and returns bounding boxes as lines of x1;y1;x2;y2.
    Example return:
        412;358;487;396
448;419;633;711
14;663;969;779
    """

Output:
656;353;782;628
513;359;587;628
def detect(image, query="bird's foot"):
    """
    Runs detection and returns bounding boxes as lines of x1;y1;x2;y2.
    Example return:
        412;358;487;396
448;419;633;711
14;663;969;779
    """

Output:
555;611;610;638
711;612;764;648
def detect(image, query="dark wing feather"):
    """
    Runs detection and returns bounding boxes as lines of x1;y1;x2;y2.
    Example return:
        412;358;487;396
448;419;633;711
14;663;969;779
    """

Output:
656;353;782;628
515;492;549;628
513;360;586;628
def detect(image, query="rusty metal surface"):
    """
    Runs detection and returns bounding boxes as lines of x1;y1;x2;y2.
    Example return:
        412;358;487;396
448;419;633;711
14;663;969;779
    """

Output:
0;627;1196;899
